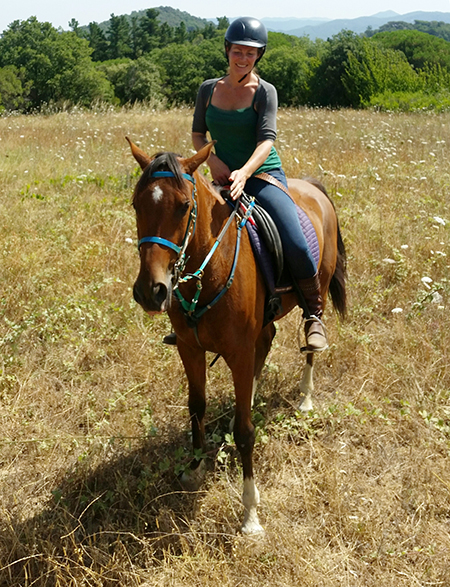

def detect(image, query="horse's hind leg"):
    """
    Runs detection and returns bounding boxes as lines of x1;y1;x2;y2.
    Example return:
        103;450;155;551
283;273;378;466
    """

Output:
176;340;207;489
299;352;314;412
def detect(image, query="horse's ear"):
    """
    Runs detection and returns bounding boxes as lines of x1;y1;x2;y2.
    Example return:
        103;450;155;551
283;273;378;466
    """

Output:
126;136;152;170
181;141;216;175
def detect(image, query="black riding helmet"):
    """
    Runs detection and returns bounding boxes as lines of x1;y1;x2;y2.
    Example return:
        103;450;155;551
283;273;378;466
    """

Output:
224;17;268;63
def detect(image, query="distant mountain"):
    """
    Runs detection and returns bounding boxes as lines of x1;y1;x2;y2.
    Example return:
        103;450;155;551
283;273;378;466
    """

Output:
268;11;450;40
80;6;210;33
261;17;330;32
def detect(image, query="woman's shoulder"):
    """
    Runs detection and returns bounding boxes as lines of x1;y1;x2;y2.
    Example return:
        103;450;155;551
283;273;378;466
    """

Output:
196;78;221;103
256;78;277;99
199;78;221;92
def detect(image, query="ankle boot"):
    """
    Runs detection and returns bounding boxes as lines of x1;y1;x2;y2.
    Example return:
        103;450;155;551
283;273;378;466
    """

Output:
297;273;328;352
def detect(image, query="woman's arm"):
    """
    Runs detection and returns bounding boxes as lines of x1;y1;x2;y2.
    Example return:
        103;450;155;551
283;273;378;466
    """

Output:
192;132;231;185
228;139;273;200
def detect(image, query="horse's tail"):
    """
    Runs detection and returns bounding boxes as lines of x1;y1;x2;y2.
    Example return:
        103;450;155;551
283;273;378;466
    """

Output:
304;177;347;319
329;223;347;319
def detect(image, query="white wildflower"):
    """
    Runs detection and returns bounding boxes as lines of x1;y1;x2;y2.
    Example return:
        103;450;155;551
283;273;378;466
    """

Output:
421;276;433;289
432;292;443;304
401;244;409;249
433;216;446;226
125;238;134;244
383;258;396;264
391;308;403;314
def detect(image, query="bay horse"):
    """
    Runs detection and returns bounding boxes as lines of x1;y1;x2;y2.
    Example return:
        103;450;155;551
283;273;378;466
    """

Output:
128;139;347;535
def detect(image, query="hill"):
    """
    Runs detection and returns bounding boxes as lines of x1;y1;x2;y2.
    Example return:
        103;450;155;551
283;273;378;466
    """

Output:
79;5;210;33
261;17;331;32
279;11;450;39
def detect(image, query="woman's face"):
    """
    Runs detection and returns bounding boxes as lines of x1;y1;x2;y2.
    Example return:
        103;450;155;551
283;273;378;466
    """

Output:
228;43;259;75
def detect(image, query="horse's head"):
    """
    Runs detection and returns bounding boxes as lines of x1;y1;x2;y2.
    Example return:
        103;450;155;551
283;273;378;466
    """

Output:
127;138;214;314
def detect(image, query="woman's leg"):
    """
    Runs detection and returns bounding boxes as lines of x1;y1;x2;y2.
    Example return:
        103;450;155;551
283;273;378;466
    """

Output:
245;171;327;352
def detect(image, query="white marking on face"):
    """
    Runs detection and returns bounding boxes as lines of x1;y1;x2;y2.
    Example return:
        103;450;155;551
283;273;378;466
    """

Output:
152;185;163;203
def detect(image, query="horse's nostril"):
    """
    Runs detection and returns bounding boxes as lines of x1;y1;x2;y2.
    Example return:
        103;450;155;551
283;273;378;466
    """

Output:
152;283;168;306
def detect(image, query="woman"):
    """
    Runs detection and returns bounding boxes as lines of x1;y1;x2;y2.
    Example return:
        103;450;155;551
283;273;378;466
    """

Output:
188;17;327;352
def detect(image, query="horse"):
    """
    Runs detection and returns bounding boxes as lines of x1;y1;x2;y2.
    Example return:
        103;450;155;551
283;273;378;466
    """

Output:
127;138;347;535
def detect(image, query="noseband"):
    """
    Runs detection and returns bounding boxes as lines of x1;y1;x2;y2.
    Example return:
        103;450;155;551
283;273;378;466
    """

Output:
137;171;197;257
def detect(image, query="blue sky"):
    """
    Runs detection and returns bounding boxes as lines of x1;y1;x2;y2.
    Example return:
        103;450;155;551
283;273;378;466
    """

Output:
1;0;450;32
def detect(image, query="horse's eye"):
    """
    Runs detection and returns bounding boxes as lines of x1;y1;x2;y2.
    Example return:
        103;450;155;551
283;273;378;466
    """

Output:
178;201;190;218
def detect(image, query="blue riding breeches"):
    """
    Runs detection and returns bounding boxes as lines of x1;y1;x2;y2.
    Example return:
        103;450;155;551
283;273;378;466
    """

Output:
244;168;317;280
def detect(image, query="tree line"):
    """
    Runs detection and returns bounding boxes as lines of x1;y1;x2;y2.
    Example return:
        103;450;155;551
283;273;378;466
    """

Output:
2;11;450;113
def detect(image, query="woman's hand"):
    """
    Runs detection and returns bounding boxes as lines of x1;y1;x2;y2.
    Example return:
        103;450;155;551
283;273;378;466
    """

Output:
229;168;250;200
209;155;232;186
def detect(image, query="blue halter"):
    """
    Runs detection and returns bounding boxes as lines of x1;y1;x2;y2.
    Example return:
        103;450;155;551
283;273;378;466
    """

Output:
137;171;197;254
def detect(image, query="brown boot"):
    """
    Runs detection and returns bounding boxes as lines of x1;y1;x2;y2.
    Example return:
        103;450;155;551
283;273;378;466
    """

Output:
297;273;328;352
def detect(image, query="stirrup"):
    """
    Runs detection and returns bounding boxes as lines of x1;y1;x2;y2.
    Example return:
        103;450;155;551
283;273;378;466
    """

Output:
300;316;328;353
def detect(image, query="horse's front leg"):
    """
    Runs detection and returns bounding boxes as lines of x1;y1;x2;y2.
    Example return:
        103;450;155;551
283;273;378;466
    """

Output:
227;349;264;535
176;339;207;490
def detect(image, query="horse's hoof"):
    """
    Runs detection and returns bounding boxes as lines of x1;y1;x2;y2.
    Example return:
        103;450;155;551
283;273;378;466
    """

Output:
241;520;265;536
298;396;313;412
180;459;206;491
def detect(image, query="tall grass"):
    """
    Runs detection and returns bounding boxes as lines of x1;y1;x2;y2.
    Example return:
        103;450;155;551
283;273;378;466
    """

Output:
1;105;450;586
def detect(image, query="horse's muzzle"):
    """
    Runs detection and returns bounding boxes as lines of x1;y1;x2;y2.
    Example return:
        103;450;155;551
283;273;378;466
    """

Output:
133;279;170;313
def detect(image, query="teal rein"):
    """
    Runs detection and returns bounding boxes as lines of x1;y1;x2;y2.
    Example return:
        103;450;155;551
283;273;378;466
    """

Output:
174;196;254;326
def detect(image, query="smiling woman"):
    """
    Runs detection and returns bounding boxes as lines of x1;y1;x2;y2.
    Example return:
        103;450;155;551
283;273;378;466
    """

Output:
190;16;329;352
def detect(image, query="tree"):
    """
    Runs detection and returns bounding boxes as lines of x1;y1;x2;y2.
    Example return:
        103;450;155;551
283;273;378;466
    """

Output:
0;17;114;108
174;22;187;44
217;17;229;30
98;57;162;104
107;14;132;59
0;65;27;111
309;30;365;107
373;29;450;71
343;38;418;107
309;31;419;108
137;9;161;53
154;43;204;103
86;22;109;62
259;44;311;106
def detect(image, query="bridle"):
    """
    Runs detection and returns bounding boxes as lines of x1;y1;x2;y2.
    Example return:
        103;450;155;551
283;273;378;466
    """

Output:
137;171;197;269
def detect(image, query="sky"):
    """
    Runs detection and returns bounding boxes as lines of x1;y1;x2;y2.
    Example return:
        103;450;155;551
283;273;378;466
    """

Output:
1;0;450;33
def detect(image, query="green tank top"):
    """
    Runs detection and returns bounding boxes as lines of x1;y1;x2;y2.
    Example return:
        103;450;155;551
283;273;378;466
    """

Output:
205;101;282;175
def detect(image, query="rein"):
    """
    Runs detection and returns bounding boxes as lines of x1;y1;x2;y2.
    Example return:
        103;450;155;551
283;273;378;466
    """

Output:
175;196;252;328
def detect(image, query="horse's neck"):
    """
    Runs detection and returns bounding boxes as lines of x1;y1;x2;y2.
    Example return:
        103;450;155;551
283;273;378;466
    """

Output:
187;176;231;268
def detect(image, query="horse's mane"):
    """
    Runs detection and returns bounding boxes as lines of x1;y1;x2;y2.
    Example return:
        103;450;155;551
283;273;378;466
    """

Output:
134;151;184;204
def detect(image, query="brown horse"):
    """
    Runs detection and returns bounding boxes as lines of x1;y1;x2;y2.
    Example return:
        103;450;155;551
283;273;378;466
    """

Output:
128;139;347;534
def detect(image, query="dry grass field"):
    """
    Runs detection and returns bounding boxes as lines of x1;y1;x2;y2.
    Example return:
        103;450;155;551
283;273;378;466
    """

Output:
1;104;450;586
